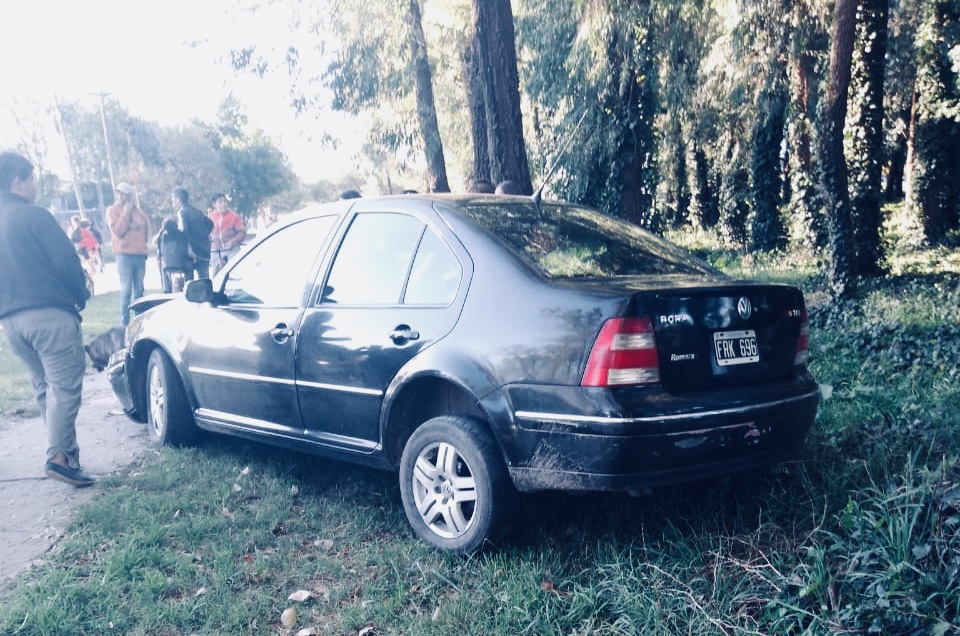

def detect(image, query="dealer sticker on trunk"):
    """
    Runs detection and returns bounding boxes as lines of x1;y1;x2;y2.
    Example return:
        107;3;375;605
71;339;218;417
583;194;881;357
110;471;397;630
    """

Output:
713;329;759;366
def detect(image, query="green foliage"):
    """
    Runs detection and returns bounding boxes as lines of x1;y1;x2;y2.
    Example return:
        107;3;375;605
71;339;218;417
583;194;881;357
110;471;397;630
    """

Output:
323;1;409;115
216;133;298;218
764;457;960;635
517;0;659;226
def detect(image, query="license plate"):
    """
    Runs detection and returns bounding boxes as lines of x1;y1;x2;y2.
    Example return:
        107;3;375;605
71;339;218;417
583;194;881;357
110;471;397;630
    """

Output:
713;330;759;366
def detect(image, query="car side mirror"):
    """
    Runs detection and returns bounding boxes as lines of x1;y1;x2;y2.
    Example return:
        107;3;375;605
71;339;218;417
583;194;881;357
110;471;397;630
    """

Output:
184;278;214;304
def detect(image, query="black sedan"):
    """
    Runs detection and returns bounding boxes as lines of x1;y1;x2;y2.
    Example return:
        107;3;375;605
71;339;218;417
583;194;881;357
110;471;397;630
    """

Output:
110;194;819;552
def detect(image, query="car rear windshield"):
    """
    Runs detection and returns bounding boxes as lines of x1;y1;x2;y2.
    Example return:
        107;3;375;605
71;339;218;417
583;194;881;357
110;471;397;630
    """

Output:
460;201;720;278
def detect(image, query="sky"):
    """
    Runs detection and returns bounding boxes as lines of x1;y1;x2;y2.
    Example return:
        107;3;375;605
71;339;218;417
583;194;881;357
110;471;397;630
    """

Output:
0;0;356;182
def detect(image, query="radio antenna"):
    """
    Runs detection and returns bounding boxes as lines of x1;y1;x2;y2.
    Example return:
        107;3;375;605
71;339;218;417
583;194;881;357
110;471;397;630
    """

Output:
531;109;590;215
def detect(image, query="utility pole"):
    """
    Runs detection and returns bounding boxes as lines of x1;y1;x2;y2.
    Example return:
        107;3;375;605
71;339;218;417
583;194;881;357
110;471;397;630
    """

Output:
53;94;86;220
94;91;117;191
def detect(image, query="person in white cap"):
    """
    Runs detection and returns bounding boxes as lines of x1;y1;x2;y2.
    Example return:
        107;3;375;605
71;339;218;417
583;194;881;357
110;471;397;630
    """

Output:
106;182;150;325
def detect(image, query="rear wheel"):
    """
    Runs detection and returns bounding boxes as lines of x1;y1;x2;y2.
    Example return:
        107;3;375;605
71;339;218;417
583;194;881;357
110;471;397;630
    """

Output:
146;349;195;446
399;416;515;553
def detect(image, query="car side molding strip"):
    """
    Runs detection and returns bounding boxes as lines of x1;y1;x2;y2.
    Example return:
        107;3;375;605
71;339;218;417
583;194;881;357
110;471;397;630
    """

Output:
515;388;820;425
189;366;383;396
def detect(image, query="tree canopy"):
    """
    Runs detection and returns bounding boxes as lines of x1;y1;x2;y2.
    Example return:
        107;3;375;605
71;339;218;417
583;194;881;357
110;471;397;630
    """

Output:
226;0;959;295
40;94;297;227
10;0;957;295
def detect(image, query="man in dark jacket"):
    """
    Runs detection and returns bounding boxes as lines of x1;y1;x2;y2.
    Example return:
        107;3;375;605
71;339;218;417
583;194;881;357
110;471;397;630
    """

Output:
172;187;213;280
0;151;94;487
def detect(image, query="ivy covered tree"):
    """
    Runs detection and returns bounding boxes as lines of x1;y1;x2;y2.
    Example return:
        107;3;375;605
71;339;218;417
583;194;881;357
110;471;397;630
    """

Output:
909;0;960;244
818;0;859;297
846;0;889;276
517;0;658;226
882;0;922;204
783;0;831;253
749;64;789;253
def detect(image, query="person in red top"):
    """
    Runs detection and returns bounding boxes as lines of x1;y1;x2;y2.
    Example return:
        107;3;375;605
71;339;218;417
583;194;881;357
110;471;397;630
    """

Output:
77;220;100;283
208;192;245;273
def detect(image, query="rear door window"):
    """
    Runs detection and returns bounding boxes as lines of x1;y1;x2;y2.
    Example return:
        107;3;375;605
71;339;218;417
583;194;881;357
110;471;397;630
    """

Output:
460;201;720;278
320;212;462;306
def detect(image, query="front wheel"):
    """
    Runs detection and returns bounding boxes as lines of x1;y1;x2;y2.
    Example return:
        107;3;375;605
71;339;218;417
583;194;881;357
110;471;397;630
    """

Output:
399;416;515;553
146;349;195;446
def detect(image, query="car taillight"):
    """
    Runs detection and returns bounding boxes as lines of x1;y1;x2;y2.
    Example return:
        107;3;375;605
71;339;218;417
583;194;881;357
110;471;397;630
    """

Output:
582;317;660;387
794;308;810;366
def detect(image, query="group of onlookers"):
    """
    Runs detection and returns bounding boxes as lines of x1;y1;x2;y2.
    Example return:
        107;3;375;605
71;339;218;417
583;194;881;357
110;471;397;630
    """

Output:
62;185;248;324
155;188;246;296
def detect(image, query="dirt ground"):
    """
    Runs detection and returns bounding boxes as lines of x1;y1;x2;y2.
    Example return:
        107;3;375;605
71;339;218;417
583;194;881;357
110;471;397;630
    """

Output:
0;352;150;590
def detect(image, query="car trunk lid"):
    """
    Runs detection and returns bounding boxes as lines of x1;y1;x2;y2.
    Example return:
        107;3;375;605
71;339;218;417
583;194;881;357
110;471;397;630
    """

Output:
643;284;808;392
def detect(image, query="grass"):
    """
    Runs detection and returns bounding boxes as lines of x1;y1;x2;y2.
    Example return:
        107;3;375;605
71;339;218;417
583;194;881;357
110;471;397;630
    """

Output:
1;226;959;634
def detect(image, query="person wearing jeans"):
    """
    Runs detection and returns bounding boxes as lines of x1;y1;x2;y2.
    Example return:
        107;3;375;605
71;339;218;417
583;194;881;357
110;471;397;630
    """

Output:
0;151;94;487
106;182;150;325
116;252;147;320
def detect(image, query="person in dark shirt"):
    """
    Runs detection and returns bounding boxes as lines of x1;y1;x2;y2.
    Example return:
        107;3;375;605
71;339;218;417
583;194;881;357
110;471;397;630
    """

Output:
172;187;213;280
155;217;191;293
0;151;94;487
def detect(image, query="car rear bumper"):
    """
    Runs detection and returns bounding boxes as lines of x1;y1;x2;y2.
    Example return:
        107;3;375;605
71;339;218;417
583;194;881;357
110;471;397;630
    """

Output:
491;379;820;493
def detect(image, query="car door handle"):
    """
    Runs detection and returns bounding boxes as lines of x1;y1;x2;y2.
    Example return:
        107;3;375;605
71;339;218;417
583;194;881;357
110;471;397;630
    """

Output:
389;326;420;343
270;325;294;344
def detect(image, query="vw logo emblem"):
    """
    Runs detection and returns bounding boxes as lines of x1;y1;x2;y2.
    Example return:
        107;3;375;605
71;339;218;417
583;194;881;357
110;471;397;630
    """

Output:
737;297;752;320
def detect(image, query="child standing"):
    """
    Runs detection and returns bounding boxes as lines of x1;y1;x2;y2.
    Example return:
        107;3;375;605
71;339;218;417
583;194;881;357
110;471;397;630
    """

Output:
156;217;191;292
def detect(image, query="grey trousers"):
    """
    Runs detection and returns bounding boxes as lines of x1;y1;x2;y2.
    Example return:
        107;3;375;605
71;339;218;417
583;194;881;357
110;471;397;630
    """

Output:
2;308;86;469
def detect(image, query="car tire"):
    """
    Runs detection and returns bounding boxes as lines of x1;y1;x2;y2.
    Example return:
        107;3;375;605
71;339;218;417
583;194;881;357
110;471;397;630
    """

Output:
399;416;515;553
146;349;195;446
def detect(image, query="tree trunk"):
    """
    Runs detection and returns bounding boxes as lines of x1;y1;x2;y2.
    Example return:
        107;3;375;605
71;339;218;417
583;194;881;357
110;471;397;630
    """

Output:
848;0;888;277
789;52;826;251
818;0;858;298
903;88;918;205
690;143;717;229
469;0;533;194
749;62;788;253
407;0;450;193
462;40;491;184
908;1;960;244
883;106;909;202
